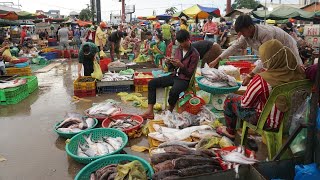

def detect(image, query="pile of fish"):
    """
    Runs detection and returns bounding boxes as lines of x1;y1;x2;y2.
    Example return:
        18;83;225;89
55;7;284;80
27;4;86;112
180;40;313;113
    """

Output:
196;106;219;125
148;124;221;142
201;64;238;87
108;116;140;131
78;77;95;82
77;134;123;157
86;101;121;117
108;61;126;68
151;144;222;179
90;160;148;180
101;72;133;82
56;113;95;133
155;111;198;129
0;78;27;89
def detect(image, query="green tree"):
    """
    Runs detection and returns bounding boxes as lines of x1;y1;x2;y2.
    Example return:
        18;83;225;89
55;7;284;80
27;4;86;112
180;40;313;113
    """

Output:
165;7;178;15
79;8;92;21
232;0;260;9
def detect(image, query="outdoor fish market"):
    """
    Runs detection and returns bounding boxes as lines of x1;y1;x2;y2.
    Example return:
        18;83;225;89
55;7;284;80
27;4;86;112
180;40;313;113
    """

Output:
1;0;320;180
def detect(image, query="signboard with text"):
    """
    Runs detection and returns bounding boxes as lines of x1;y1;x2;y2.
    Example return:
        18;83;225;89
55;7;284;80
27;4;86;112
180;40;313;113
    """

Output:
303;25;320;36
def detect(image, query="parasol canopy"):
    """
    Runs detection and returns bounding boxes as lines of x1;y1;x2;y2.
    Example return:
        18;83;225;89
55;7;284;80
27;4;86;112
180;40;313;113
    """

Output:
146;16;157;20
0;11;41;20
172;11;189;19
182;4;220;19
156;14;172;20
252;5;315;20
74;20;92;27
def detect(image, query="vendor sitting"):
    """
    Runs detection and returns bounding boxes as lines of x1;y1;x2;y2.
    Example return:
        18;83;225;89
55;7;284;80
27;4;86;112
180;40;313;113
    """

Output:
217;39;305;140
78;42;99;77
149;33;166;67
0;40;12;75
141;30;200;120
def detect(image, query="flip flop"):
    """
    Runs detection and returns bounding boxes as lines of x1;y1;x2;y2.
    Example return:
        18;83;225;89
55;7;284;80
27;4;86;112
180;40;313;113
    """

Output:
140;114;154;120
216;127;236;141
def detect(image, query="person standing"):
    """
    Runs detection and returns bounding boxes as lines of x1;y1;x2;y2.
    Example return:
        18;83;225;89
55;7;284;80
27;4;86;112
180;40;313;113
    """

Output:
20;26;27;45
77;42;99;77
202;15;218;42
95;22;107;52
58;24;71;60
180;16;188;31
209;15;303;86
219;18;229;48
161;19;172;46
86;26;96;43
73;27;81;49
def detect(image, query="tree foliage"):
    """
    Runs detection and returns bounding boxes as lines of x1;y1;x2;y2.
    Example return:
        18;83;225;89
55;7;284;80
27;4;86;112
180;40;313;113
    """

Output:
79;8;92;21
165;7;178;15
232;0;260;9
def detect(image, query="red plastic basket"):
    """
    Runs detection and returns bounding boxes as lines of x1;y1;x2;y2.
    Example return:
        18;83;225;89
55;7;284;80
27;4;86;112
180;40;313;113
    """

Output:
63;50;71;58
11;57;28;64
101;114;144;134
84;107;122;122
215;146;255;170
100;58;112;72
74;89;96;98
178;95;205;115
134;72;153;85
226;61;252;74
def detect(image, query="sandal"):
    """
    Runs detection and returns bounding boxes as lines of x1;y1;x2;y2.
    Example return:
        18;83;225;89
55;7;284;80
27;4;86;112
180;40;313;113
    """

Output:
216;126;236;141
140;114;154;120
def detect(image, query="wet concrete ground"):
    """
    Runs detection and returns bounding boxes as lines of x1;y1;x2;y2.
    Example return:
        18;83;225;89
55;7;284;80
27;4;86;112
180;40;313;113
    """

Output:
0;60;267;179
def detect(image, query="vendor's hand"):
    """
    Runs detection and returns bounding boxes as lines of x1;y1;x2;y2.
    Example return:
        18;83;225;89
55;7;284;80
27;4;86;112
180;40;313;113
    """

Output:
209;57;221;68
171;59;183;68
78;72;82;77
242;75;252;86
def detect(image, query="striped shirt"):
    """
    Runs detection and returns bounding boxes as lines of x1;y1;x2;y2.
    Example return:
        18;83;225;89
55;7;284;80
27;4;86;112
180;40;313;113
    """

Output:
241;75;284;129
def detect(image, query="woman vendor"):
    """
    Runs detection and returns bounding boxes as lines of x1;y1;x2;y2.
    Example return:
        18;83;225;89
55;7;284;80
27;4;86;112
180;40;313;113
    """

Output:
149;33;166;67
123;30;141;58
217;39;305;140
141;30;200;120
180;16;188;31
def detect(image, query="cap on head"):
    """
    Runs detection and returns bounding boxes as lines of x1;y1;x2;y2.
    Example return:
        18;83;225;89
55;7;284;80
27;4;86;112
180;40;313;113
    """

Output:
180;16;187;21
100;22;107;28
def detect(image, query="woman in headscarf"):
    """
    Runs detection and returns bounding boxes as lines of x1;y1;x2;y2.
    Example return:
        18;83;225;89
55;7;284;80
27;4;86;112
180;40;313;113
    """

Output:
217;39;306;140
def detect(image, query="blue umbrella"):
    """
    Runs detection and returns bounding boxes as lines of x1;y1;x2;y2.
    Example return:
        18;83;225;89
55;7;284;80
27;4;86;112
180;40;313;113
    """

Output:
156;14;172;20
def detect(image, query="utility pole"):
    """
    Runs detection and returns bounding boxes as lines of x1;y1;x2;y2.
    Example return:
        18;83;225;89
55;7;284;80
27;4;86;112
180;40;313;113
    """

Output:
90;0;95;24
121;0;125;23
96;0;101;23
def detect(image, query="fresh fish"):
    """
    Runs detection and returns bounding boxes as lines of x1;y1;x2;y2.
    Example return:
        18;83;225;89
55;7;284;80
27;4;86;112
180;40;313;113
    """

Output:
95;164;117;179
154;160;174;172
220;151;258;165
57;118;82;128
108;118;139;131
57;128;72;133
163;125;213;141
99;167;117;180
96;143;109;155
77;143;88;158
151;153;186;164
178;165;218;177
158;141;198;148
191;129;221;139
152;170;179;180
71;128;82;133
148;132;166;142
234;164;240;179
173;156;220;169
86;118;95;128
153;124;180;133
90;173;96;180
150;148;166;155
103;137;123;150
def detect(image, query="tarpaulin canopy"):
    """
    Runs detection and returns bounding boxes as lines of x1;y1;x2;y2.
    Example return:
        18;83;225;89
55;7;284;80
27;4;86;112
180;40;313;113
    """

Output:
172;11;189;19
182;4;221;19
0;11;39;20
252;5;315;20
137;16;147;20
74;20;92;27
146;16;157;20
156;14;171;20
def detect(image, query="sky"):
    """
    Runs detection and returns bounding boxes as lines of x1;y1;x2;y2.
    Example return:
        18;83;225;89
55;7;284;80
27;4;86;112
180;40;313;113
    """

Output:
8;0;300;19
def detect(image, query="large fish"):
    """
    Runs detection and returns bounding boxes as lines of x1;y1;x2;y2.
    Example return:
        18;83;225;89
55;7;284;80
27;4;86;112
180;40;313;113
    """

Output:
191;129;221;139
173;156;220;169
57;118;82;129
178;165;218;177
153;124;180;133
158;141;197;148
152;170;179;180
220;151;258;165
151;153;186;165
163;125;213;141
95;164;117;179
154;160;174;172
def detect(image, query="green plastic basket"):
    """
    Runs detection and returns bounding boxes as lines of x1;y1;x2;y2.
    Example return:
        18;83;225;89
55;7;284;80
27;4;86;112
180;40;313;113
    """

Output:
53;118;99;139
66;128;128;164
0;84;29;105
21;76;38;94
196;76;241;94
75;154;154;180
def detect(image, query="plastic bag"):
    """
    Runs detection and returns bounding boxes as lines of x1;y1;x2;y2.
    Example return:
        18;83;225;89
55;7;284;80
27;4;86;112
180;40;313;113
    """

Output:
196;90;211;104
91;61;103;80
294;163;320;180
99;50;106;58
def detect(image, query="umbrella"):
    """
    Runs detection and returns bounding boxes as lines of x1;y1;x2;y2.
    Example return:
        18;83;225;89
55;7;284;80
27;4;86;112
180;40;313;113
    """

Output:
0;11;38;20
182;4;220;19
146;16;157;20
252;5;315;20
156;14;171;20
137;16;147;20
75;20;92;27
172;11;189;19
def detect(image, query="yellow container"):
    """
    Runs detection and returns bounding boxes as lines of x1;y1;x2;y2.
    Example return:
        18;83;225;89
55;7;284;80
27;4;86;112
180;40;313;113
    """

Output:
135;85;148;93
6;66;32;76
73;76;96;91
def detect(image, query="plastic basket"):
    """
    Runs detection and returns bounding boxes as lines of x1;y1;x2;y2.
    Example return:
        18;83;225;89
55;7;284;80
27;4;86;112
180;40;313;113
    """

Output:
196;76;241;94
97;85;131;93
226;61;252;74
11;57;28;64
134;85;148;93
84;108;122;122
0;84;29;105
74;154;154;180
40;52;57;60
183;97;206;115
102;114;144;134
73;76;96;91
65;128;128;164
74;89;96;97
100;58;111;72
54;118;98;139
6;66;32;76
134;72;153;85
21;76;38;94
14;62;29;68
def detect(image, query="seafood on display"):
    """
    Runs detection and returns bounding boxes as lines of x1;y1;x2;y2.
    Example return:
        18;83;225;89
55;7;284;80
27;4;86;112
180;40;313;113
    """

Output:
220;146;258;165
77;134;123;157
56;113;95;133
0;78;27;89
101;72;133;82
86;101;121;117
201;64;238;87
90;160;147;180
108;116;140;131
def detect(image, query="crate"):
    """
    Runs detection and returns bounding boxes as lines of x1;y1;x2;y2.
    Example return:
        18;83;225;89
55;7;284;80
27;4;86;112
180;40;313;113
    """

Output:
40;52;58;60
0;84;29;105
135;85;148;93
97;85;131;93
73;76;96;91
6;66;32;76
74;89;96;98
21;76;38;94
134;72;153;85
226;61;252;74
